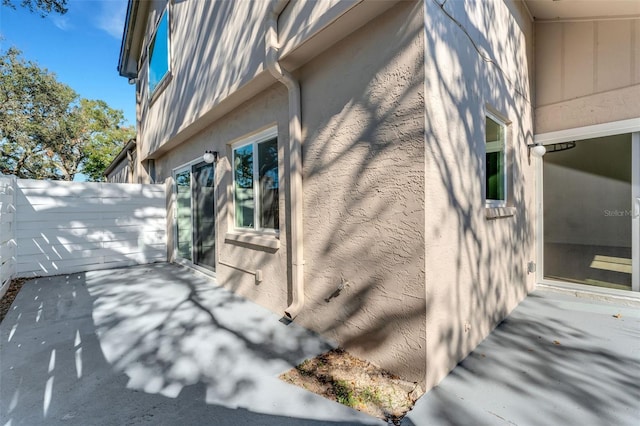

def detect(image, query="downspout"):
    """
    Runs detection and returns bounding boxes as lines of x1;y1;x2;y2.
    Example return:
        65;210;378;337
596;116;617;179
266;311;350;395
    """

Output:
266;0;305;319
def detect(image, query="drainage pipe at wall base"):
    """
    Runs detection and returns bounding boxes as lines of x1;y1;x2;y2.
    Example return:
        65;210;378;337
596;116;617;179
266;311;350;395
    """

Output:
266;0;305;320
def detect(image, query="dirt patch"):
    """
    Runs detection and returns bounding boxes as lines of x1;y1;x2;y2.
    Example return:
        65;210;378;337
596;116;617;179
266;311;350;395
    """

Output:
280;348;421;424
0;278;28;324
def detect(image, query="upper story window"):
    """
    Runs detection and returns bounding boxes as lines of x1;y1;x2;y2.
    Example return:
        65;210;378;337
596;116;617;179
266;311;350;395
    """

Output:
148;8;170;96
233;129;279;232
485;113;507;207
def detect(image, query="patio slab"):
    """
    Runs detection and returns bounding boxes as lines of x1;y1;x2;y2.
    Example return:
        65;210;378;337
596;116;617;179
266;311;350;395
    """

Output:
2;263;639;425
403;290;640;426
0;263;382;425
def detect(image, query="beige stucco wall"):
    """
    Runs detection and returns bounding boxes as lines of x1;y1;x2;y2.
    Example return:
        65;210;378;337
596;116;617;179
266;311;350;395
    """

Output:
158;84;291;311
423;0;536;390
134;0;388;163
132;0;537;393
297;0;426;384
154;0;427;386
535;19;640;133
137;0;270;160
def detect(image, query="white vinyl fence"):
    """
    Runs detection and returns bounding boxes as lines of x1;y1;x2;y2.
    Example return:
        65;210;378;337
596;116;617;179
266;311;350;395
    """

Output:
0;177;167;286
0;175;17;299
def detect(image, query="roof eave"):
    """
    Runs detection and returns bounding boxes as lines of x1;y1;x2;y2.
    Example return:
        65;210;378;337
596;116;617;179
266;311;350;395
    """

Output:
118;0;140;78
104;139;137;177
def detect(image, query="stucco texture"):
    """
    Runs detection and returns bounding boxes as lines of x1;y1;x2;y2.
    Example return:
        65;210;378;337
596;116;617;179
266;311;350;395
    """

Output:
423;0;536;390
157;84;292;312
148;0;428;387
297;1;426;385
142;0;538;394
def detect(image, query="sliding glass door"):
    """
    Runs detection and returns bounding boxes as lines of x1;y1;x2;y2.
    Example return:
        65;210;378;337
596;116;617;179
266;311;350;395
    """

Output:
192;162;216;270
543;133;638;291
175;169;192;261
174;162;216;272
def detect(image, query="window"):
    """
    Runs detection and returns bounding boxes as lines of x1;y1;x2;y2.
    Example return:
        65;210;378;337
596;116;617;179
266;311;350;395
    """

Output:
148;8;170;95
233;133;279;231
485;113;507;206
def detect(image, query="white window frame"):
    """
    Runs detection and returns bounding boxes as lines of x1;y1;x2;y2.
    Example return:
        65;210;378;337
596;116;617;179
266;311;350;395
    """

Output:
231;127;279;234
485;111;508;208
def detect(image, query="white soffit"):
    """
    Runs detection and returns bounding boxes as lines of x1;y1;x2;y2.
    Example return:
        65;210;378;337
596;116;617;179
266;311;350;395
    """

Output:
525;0;640;22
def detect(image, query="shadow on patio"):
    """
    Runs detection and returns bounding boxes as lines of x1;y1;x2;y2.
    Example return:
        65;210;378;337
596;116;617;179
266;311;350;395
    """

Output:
0;263;380;425
402;290;640;426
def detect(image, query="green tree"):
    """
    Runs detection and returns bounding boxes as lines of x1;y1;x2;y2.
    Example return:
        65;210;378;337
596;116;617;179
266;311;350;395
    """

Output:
0;48;134;181
76;99;136;182
2;0;68;16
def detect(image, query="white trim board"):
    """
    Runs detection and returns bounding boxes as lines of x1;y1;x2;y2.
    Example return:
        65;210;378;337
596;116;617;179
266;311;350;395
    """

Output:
534;118;640;145
632;132;639;292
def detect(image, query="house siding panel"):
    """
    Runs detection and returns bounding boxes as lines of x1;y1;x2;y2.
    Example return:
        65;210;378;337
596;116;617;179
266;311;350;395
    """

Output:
536;18;640;133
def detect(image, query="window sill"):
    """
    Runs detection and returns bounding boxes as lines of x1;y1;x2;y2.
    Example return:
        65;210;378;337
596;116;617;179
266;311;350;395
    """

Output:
148;72;173;106
485;206;516;220
225;231;280;250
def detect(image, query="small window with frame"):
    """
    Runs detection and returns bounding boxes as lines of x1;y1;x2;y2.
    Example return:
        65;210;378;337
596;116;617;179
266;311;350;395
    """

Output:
232;129;279;232
148;7;170;96
485;113;507;207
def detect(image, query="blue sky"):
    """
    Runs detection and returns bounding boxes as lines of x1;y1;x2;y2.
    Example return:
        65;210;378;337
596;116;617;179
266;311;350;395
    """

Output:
0;0;136;126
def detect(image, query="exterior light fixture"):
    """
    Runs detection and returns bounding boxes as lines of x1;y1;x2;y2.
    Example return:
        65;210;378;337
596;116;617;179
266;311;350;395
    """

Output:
527;143;546;158
203;150;218;164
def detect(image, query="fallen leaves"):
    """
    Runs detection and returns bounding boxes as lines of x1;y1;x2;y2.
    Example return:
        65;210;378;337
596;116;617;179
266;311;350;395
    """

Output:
0;278;28;324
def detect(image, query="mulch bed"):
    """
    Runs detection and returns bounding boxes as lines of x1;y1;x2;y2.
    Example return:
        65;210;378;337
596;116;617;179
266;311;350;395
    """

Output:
0;278;28;324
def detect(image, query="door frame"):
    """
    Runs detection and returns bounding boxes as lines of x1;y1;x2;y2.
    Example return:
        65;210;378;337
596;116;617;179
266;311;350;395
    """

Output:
534;118;640;293
172;158;217;276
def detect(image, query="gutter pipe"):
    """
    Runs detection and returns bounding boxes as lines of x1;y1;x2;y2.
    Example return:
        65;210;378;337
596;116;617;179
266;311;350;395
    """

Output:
266;0;305;319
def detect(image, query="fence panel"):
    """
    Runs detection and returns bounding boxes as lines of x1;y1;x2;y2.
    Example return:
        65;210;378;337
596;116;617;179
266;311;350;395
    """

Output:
15;179;167;277
0;175;16;299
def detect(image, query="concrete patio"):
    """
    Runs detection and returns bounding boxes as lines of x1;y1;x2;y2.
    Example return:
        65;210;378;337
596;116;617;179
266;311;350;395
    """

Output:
0;263;380;425
1;263;639;425
403;288;640;425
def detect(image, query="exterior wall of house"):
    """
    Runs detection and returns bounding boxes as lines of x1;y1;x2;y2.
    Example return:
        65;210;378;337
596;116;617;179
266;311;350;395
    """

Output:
158;84;291;311
136;0;270;162
127;0;535;392
296;0;426;384
135;0;378;164
422;0;536;390
535;18;640;134
153;0;427;385
106;159;130;183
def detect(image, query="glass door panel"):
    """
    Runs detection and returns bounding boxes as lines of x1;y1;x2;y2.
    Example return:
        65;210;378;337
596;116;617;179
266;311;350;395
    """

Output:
175;169;192;261
193;162;215;271
543;134;632;290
